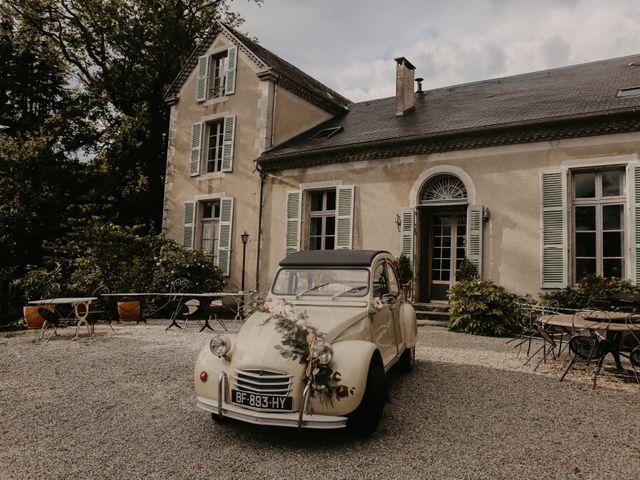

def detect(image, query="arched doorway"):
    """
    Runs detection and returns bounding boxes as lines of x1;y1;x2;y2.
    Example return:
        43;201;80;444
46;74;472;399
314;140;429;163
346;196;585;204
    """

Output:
417;174;468;302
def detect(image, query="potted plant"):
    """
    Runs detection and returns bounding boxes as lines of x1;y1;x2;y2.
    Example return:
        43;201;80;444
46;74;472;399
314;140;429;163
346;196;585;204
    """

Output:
395;255;413;301
12;266;62;329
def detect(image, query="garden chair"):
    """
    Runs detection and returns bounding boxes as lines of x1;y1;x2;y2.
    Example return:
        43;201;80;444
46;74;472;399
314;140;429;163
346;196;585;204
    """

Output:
182;298;201;327
32;307;64;343
559;311;612;389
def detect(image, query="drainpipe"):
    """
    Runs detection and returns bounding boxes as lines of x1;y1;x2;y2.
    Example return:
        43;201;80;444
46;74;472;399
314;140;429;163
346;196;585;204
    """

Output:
255;166;266;291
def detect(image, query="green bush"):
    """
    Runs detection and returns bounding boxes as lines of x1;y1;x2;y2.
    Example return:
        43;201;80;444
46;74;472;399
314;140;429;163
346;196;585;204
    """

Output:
11;218;224;303
540;274;638;310
448;279;520;336
456;257;478;281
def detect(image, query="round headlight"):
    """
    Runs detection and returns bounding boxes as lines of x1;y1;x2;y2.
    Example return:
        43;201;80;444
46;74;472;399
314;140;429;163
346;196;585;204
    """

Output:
209;335;231;357
315;342;333;365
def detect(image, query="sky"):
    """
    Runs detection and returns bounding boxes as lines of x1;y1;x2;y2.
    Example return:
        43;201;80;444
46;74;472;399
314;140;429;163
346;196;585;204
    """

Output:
233;0;640;102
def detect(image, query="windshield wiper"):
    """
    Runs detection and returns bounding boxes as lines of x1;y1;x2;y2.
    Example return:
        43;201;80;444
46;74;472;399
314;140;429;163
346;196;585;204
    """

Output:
296;283;331;299
332;284;367;299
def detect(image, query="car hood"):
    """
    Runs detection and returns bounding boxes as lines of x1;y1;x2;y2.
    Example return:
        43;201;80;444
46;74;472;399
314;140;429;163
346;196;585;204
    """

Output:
234;305;367;365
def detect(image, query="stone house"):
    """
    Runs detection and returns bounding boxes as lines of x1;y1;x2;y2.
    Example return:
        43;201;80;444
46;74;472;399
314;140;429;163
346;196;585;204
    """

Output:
163;21;640;301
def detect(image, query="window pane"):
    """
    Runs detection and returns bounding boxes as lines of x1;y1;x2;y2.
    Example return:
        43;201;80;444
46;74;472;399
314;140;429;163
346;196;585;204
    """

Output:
441;271;450;281
574;206;596;231
310;217;322;235
310;192;324;211
326;190;336;210
603;259;623;279
603;232;623;257
325;237;335;250
602;170;624;197
602;205;623;230
203;202;213;218
574;172;595;198
575;232;596;257
575;259;596;282
309;237;321;250
325;218;335;235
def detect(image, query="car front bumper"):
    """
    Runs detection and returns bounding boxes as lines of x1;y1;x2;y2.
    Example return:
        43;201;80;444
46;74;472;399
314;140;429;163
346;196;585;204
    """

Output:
196;395;347;429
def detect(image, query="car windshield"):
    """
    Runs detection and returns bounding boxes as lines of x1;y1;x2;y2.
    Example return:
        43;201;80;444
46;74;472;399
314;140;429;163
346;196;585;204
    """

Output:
272;268;370;297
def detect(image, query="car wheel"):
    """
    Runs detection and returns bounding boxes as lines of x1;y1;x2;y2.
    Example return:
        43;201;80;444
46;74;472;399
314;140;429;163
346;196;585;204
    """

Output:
347;357;386;437
397;346;415;372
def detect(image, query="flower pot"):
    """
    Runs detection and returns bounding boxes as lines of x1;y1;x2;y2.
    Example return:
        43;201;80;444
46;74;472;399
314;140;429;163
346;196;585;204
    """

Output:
23;305;55;329
117;300;141;322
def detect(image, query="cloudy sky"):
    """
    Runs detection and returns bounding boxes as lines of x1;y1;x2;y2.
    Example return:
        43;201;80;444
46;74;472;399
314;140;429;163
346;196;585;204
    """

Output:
233;0;640;102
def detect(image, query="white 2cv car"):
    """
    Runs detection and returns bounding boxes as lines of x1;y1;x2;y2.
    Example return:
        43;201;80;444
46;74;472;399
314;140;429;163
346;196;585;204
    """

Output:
194;250;417;436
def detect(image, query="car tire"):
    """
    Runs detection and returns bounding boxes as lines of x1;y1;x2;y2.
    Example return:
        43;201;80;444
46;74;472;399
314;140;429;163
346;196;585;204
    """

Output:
397;346;415;372
347;357;386;437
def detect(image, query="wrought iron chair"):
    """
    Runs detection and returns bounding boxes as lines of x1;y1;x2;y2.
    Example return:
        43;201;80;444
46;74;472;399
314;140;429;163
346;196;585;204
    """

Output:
32;307;64;343
559;311;612;389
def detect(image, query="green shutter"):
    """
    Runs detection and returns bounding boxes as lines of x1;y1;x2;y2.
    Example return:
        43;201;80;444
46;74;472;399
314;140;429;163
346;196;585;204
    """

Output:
335;186;355;249
466;205;483;278
196;55;208;102
225;46;237;95
540;171;567;288
221;115;235;172
190;123;202;176
630;165;640;285
400;208;414;264
285;191;302;255
183;202;195;249
216;197;234;276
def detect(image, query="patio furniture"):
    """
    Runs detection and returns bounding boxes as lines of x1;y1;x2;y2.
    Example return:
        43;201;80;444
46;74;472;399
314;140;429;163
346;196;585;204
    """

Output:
29;297;99;341
32;307;63;343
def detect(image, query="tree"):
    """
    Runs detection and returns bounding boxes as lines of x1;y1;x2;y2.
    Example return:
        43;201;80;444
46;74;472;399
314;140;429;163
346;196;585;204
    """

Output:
9;0;259;228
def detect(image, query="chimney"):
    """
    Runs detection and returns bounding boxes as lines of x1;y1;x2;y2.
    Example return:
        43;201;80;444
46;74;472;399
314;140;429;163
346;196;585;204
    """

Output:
394;57;416;116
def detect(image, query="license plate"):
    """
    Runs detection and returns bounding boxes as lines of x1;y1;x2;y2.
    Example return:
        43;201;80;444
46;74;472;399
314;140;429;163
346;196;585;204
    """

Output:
231;389;293;410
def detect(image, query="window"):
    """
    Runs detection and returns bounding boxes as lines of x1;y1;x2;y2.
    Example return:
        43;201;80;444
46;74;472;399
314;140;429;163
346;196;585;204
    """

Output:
189;116;235;176
310;126;343;140
210;52;228;99
199;200;220;263
308;189;336;250
196;47;237;102
572;168;625;282
285;186;355;254
182;197;234;276
617;87;640;98
206;119;224;173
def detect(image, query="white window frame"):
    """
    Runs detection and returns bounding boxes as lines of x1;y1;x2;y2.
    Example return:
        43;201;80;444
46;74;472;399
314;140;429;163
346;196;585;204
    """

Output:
570;167;626;283
198;200;221;263
205;119;225;173
307;189;337;250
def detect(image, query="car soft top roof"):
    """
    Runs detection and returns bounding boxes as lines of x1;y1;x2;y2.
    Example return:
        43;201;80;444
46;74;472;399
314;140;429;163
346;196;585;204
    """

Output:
279;250;390;267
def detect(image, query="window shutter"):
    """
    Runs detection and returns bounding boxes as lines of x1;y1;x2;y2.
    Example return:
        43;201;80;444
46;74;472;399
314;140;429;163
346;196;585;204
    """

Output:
196;55;208;102
216;197;234;276
335;186;355;249
183;202;195;249
225;46;237;95
466;205;484;278
221;115;235;172
285;191;302;255
189;122;202;176
630;165;640;284
540;171;567;288
400;208;414;264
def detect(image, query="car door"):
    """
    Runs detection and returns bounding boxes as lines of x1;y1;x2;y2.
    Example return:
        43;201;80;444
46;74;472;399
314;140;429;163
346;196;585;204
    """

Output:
385;260;405;353
370;260;399;366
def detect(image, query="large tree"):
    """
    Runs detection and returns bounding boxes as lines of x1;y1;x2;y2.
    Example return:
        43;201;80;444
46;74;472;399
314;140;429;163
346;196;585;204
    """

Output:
9;0;257;228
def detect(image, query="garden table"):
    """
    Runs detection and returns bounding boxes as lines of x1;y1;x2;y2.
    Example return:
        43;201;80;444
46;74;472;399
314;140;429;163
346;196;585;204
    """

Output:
28;297;98;340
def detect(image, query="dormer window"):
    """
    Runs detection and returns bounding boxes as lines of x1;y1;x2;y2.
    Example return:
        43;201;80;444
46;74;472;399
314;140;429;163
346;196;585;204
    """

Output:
196;46;237;102
310;126;343;140
617;87;640;98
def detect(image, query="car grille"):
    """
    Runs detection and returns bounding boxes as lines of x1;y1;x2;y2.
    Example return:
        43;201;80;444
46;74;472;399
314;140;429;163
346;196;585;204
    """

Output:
234;368;293;395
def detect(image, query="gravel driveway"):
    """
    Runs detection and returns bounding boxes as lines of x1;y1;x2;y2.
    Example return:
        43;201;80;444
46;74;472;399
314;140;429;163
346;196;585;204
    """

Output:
1;322;638;480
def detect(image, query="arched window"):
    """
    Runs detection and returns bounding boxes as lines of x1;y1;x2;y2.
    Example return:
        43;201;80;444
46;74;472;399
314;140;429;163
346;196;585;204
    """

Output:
419;175;467;206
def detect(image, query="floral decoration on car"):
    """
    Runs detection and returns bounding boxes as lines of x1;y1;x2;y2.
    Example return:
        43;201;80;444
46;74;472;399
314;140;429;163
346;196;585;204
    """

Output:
368;297;384;314
247;293;353;405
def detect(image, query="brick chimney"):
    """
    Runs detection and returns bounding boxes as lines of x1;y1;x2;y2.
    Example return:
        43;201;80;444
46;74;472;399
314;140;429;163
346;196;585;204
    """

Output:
395;57;416;116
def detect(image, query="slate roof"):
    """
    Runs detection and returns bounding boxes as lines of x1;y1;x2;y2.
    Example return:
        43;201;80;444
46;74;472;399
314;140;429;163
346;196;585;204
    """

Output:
164;22;350;115
258;54;640;171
